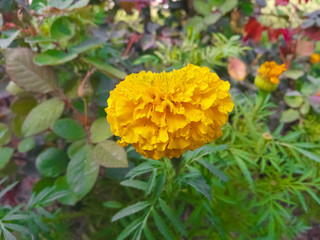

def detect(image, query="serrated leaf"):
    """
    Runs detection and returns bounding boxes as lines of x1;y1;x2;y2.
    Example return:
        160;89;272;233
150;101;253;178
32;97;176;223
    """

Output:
90;117;113;143
159;198;187;237
151;210;175;240
66;145;99;198
292;147;320;163
36;148;68;177
154;171;166;198
233;155;254;189
53;118;86;140
18;137;35;153
103;201;123;209
112;201;150;222
5;48;58;93
81;57;126;80
198;159;228;182
0;147;14;170
22;97;65;136
120;180;148;191
0;123;11;147
93;140;128;168
145;169;157;196
117;217;143;240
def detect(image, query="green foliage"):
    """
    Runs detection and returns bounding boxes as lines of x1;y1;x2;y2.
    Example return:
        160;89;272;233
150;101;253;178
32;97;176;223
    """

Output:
1;1;320;239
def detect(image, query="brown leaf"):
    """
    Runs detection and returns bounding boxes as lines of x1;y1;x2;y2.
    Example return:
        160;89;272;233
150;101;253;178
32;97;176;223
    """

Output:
228;57;247;81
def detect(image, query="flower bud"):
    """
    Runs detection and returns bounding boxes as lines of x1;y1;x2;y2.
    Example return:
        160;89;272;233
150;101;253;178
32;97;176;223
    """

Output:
78;79;93;100
255;61;286;92
254;75;279;92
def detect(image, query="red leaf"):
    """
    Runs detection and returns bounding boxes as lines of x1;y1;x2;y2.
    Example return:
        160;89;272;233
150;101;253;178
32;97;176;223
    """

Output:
275;0;289;6
228;58;247;81
303;26;320;41
244;18;263;43
267;28;282;43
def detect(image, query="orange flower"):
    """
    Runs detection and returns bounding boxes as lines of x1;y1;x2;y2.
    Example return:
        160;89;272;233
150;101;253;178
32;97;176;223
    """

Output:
311;53;320;64
105;64;233;160
255;61;286;92
257;61;286;84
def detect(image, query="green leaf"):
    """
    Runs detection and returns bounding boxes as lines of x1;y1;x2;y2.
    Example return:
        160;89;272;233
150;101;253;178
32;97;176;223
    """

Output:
54;176;79;205
10;97;37;116
154;171;166;198
204;12;222;25
120;180;148;191
194;0;211;16
219;0;238;14
117;217;143;240
67;139;87;159
143;226;156;240
22;97;65;137
66;145;99;198
50;16;75;42
282;70;304;80
18;137;35;153
11;115;23;138
36;148;68;177
0;181;18;199
292;147;320;163
53;118;86;140
34;49;78;66
0;123;11;147
48;0;73;9
103;201;123;209
183;173;212;200
0;147;14;170
93;140;128;168
233;155;254;189
90;117;113;143
0;30;20;49
71;37;105;54
159;198;187;237
284;91;304;108
111;201;150;222
292;188;308;212
151;210;175;240
5;48;58;93
280;109;300;123
81;57;126;80
145;169;157;196
133;54;159;66
198;159;228;182
305;188;320;205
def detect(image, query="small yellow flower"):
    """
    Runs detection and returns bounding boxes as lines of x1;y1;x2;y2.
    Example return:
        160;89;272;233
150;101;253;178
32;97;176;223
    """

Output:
105;64;234;160
255;61;286;92
311;53;320;64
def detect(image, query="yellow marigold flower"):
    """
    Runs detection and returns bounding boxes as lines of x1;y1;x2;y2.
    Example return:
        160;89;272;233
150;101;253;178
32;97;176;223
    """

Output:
105;64;234;160
255;61;286;92
311;53;320;64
